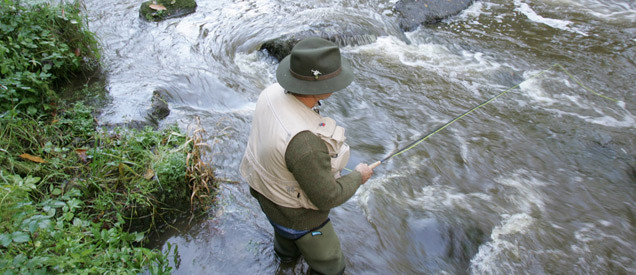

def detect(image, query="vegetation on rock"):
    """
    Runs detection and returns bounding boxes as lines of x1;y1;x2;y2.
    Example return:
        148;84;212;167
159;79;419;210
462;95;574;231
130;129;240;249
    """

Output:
139;0;197;22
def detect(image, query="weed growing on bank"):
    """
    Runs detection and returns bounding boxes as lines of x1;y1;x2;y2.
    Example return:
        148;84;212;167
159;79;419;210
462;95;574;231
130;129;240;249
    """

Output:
1;0;217;273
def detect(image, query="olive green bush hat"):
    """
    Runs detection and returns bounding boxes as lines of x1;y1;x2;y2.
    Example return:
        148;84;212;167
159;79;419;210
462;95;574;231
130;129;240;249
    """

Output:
276;37;353;95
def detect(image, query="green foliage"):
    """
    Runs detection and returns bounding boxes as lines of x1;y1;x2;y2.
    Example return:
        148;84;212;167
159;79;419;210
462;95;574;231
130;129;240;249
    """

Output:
0;173;172;274
0;0;100;116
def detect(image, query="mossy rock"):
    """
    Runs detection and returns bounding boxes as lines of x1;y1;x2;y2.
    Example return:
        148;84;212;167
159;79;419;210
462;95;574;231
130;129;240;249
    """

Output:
139;0;197;22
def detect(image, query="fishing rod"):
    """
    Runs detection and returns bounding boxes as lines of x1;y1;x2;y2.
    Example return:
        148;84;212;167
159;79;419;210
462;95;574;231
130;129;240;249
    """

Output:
367;63;619;170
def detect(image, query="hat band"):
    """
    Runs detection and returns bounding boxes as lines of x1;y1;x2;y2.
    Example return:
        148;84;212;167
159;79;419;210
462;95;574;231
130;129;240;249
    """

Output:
289;67;342;81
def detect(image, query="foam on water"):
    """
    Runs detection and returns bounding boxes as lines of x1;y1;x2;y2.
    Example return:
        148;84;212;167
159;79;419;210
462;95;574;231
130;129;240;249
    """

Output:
514;1;571;30
358;162;550;217
234;51;277;90
360;169;551;221
556;0;636;22
470;213;535;274
518;75;558;105
347;35;510;102
495;172;549;213
570;221;636;272
456;1;490;19
514;0;588;36
464;171;550;272
172;19;203;45
515;69;636;129
348;36;502;78
356;173;495;218
356;169;554;274
451;1;504;25
545;108;636;128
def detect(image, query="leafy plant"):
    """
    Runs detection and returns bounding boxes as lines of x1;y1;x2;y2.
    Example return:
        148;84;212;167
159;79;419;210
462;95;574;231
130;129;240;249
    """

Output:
0;173;171;274
0;0;100;116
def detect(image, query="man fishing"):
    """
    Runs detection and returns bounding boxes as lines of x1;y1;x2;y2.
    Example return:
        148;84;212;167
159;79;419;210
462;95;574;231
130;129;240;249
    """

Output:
240;37;376;274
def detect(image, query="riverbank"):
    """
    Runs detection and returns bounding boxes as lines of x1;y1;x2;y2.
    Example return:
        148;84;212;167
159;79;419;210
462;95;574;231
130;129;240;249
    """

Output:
0;1;216;273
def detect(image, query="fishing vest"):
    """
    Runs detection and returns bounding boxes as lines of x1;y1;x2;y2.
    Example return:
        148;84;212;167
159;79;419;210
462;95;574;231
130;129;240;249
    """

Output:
240;83;350;210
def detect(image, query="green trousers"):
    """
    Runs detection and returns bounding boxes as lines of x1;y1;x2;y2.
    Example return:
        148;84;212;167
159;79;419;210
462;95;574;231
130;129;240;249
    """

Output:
274;220;345;275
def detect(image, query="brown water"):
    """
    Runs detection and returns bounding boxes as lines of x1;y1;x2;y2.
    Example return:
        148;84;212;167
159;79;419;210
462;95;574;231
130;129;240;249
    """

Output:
83;0;636;273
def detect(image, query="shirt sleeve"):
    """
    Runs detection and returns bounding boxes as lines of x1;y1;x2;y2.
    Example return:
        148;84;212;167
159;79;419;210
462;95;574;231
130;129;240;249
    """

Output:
285;130;362;210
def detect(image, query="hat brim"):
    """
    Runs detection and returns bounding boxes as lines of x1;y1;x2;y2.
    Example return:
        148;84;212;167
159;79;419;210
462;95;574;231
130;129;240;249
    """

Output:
276;55;354;95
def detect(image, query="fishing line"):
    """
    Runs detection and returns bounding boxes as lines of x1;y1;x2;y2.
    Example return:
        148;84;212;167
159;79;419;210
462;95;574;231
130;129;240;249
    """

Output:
359;63;620;170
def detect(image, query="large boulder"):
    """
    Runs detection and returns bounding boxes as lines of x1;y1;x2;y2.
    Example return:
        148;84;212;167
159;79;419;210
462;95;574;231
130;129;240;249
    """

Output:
139;0;197;22
394;0;474;32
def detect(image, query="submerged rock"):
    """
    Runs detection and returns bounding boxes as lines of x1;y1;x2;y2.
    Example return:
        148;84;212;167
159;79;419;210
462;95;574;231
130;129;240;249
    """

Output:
104;90;171;130
393;0;475;32
148;89;171;121
406;216;485;272
139;0;197;22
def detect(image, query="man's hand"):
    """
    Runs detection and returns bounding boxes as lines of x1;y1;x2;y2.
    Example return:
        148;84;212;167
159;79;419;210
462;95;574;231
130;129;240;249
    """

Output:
355;161;380;184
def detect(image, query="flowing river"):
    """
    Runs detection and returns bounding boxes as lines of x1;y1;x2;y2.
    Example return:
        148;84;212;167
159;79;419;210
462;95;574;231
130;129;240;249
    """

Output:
83;0;635;273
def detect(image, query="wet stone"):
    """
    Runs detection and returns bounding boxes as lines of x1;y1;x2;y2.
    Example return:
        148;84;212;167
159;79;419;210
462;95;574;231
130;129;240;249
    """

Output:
260;26;385;61
148;90;170;121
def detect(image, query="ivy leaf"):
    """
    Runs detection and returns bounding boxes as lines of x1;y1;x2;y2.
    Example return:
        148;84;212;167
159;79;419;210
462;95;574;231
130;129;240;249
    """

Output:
13;254;27;265
27;106;37;115
24;176;41;186
134;232;144;242
11;231;30;243
0;233;12;247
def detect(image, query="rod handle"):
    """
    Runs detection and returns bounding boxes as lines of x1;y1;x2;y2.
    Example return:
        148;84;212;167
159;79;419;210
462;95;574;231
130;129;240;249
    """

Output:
369;161;381;169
